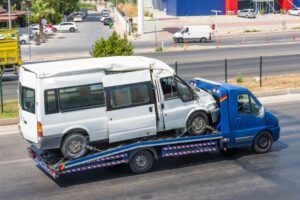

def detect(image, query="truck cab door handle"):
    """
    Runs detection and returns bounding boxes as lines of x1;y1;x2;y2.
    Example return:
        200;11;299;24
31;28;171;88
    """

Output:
149;107;153;112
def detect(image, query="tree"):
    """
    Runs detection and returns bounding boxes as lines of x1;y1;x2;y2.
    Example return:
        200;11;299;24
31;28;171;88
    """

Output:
31;0;55;41
58;0;80;16
91;31;134;57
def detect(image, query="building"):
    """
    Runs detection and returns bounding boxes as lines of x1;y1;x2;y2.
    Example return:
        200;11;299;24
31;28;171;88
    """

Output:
0;9;26;28
152;0;298;16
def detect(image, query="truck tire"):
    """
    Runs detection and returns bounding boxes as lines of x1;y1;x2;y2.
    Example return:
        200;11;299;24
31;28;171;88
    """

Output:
69;27;75;32
61;133;88;160
186;112;209;135
252;131;273;154
129;150;154;174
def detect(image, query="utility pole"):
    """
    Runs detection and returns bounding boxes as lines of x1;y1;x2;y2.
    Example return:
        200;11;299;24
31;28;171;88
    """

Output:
8;0;12;29
138;0;144;35
27;6;31;60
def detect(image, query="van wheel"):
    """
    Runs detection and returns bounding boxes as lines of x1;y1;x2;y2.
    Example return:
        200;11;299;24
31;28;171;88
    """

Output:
252;131;273;154
129;150;154;174
200;37;207;43
61;133;88;160
186;112;209;135
177;38;184;43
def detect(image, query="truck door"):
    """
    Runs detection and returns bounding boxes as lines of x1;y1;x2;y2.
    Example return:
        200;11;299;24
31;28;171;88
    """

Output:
103;70;157;143
159;76;195;130
232;93;265;144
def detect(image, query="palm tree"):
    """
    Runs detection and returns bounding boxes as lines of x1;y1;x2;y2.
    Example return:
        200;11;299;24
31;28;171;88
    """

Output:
31;0;55;42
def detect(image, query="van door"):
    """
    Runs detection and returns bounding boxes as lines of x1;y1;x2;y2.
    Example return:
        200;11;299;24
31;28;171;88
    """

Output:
232;93;265;144
103;70;157;143
19;69;38;143
159;76;195;130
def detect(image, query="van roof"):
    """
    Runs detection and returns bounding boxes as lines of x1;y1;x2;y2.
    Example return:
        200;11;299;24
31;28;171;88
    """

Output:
22;56;175;78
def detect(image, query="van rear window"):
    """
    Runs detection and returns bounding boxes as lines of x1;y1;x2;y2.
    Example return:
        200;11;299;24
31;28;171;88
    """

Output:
21;87;35;114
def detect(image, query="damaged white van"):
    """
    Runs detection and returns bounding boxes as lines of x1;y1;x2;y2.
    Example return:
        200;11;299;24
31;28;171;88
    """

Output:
19;56;219;159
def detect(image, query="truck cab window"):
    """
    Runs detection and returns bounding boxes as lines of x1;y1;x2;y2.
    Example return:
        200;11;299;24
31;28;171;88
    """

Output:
238;94;260;116
160;77;179;100
21;87;35;114
175;76;193;102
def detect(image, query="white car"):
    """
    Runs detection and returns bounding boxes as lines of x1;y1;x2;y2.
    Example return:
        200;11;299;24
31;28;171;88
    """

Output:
53;22;79;32
19;34;30;45
100;14;110;22
73;15;83;22
288;8;300;16
30;25;54;36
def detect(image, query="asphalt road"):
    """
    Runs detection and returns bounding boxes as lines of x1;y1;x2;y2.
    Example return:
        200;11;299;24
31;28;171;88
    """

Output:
2;43;300;100
133;31;300;50
0;99;299;200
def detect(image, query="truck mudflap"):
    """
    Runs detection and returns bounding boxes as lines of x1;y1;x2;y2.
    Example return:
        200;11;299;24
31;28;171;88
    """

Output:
28;133;224;179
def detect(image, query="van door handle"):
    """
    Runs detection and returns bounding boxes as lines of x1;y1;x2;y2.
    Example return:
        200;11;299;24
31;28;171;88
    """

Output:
149;107;153;112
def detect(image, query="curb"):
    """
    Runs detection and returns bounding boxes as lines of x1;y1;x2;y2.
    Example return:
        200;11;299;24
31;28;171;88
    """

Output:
0;118;19;126
1;87;300;126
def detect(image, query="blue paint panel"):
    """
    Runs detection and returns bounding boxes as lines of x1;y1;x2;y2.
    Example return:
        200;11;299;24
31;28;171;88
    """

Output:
295;0;300;7
166;0;225;16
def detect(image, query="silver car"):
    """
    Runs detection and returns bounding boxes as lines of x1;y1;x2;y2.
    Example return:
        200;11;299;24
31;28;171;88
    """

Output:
238;9;256;18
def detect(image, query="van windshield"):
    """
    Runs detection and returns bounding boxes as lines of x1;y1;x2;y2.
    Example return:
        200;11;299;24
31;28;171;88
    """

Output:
21;87;35;114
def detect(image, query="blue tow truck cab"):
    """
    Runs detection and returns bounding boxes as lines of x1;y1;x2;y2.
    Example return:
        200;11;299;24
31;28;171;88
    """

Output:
28;78;280;179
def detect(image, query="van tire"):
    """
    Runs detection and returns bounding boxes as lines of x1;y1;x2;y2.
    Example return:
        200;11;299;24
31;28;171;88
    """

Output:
252;131;273;154
186;111;209;135
129;150;154;174
61;133;88;160
178;38;184;43
200;37;207;43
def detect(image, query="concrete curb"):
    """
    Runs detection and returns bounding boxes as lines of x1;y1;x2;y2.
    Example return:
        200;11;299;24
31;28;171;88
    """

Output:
1;87;300;126
0;118;19;126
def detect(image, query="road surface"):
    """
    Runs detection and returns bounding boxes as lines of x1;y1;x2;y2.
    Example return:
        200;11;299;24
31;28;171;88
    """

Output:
0;98;299;200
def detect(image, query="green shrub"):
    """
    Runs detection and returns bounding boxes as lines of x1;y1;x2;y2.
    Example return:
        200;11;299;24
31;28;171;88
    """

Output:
236;73;244;83
155;46;163;52
91;31;134;57
79;2;97;11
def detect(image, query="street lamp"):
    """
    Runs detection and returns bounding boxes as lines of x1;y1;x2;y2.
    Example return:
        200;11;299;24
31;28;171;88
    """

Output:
25;0;32;60
8;0;12;29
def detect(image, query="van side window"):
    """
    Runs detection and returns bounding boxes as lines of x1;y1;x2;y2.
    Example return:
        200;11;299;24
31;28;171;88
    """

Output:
160;77;179;100
58;83;105;112
45;90;58;114
21;87;35;114
108;82;153;110
237;94;260;116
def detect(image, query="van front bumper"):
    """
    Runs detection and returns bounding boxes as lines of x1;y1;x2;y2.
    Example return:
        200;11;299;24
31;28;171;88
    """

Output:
210;107;220;123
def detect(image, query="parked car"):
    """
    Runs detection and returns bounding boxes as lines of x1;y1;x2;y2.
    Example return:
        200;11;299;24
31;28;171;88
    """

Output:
19;56;219;159
173;25;212;43
73;15;83;22
30;25;54;36
19;34;30;45
237;9;256;18
75;11;87;18
100;14;110;22
103;17;113;25
53;22;79;32
47;23;56;32
288;8;300;16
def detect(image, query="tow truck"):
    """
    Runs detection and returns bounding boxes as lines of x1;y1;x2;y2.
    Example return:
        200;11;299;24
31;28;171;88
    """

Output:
27;78;280;179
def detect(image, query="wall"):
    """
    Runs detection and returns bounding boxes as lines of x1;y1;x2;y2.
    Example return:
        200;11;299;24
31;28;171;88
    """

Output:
226;0;238;13
167;0;225;16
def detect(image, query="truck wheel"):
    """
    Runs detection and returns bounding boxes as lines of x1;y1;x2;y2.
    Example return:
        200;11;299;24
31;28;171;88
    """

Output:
129;150;154;174
252;131;273;154
69;27;75;32
186;112;209;135
61;133;88;160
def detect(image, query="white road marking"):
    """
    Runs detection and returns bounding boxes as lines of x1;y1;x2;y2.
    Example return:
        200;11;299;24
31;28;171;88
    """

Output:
0;130;19;136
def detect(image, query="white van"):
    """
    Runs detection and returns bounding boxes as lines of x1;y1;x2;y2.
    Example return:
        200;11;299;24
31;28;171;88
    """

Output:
173;25;212;43
19;56;219;159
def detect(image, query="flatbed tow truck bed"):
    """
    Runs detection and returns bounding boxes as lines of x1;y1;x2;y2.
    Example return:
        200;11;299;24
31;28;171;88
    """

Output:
28;132;227;179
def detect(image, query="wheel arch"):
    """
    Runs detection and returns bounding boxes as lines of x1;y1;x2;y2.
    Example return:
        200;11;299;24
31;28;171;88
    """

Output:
128;147;158;161
184;108;210;128
61;126;90;146
252;129;273;144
